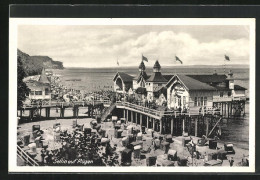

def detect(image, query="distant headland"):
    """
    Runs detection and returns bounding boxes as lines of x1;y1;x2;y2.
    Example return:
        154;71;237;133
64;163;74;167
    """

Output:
18;49;64;76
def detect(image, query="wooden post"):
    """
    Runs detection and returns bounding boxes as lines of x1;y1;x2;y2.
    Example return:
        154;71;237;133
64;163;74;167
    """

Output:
221;103;223;116
135;112;138;124
20;109;22;117
29;109;33;120
228;102;230;119
140;114;143;127
126;109;129;123
45;107;50;118
91;106;94;118
206;117;209;137
123;109;126;118
153;118;155;130
60;107;62;117
87;106;90;117
225;103;227;117
45;108;48;118
147;116;149;128
195;117;198;137
231;102;233;117
243;101;246;116
131;111;133;122
171;118;174;135
182;118;185;135
159;119;162;134
188;117;191;135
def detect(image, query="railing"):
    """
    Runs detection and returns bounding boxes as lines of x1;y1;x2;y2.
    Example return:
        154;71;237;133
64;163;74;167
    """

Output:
17;145;39;166
116;101;221;117
232;96;247;101
116;101;163;117
213;97;232;102
23;99;111;108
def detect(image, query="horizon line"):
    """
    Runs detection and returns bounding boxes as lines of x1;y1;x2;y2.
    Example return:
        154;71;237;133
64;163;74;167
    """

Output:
62;64;249;69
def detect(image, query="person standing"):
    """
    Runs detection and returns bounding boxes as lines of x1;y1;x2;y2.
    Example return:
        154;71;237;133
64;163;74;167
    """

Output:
229;157;234;167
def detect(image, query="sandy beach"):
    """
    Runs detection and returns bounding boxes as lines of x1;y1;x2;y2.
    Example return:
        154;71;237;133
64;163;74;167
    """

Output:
17;117;249;167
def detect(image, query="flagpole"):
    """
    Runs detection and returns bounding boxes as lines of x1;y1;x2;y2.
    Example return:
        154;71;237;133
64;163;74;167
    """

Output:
174;54;176;75
224;56;226;74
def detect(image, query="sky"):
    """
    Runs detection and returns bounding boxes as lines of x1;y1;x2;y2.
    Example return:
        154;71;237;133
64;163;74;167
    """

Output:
18;25;250;68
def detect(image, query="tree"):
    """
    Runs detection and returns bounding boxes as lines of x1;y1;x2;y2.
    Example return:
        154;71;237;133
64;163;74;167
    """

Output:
17;56;30;109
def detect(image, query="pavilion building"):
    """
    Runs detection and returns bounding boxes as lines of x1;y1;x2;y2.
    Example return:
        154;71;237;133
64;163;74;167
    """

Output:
113;60;247;111
25;68;51;101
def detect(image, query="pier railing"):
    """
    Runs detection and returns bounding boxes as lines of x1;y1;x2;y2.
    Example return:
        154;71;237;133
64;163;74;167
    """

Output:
17;145;39;166
23;99;111;108
116;101;221;117
117;101;164;117
22;99;221;117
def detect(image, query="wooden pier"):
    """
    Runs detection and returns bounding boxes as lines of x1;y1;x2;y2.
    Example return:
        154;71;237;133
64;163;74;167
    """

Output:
18;98;247;138
18;100;110;121
111;101;224;138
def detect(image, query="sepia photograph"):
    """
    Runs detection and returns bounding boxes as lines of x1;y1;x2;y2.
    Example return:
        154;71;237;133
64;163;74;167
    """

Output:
9;18;255;172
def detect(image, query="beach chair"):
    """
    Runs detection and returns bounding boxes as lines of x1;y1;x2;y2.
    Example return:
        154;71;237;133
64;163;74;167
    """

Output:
224;143;235;154
146;155;157;166
32;125;40;132
133;145;141;159
168;149;177;161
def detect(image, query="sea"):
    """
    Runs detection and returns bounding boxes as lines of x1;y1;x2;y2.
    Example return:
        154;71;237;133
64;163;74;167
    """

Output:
53;66;250;150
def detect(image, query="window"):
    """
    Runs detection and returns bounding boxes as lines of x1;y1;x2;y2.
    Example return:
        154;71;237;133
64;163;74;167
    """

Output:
45;88;49;95
183;96;186;106
194;97;197;106
220;92;224;97
204;97;207;106
30;91;35;95
158;83;162;86
228;91;232;97
200;97;203;106
35;91;42;95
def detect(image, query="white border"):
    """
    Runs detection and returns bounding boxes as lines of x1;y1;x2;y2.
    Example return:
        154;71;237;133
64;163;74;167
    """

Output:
9;18;255;173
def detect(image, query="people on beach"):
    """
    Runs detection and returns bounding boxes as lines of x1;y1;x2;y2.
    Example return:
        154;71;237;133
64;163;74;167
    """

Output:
229;157;234;167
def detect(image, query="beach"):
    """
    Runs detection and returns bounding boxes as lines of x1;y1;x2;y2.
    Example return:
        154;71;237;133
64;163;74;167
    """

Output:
17;117;249;167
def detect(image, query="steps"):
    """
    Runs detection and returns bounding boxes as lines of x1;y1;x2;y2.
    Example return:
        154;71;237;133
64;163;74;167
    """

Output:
101;103;116;121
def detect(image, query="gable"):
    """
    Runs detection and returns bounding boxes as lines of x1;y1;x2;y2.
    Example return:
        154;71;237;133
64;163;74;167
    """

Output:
166;74;216;91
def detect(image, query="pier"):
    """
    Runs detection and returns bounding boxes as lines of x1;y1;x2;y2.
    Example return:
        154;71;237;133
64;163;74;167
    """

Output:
18;97;246;139
111;101;223;138
18;100;110;121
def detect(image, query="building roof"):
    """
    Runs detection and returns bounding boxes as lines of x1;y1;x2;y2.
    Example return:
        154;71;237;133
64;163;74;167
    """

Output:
153;60;161;69
113;72;134;83
146;72;168;82
136;71;149;83
234;85;247;90
38;68;51;84
186;74;227;83
26;80;50;89
163;75;174;81
166;74;216;91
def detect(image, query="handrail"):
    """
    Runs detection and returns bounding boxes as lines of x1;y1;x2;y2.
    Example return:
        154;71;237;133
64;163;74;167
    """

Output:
17;145;39;166
116;101;221;117
207;117;222;137
23;99;111;108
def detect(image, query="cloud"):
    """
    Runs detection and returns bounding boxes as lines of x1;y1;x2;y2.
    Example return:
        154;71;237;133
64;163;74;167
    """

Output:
18;25;250;67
